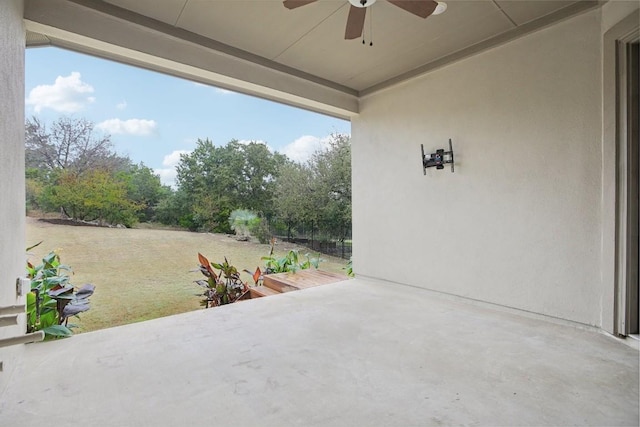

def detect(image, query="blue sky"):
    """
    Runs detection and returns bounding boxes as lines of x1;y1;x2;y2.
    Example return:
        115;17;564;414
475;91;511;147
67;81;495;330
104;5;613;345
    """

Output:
25;47;350;186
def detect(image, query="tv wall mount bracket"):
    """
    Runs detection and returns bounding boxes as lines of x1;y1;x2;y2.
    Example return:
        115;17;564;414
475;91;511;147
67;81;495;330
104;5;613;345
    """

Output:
421;139;454;174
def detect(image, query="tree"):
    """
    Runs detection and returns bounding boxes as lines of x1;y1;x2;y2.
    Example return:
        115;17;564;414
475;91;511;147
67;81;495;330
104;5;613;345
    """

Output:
176;138;236;232
308;133;352;230
155;189;198;230
25;116;129;175
119;163;170;222
41;169;140;226
175;138;286;232
273;160;315;225
271;133;351;232
25;167;50;212
24;117;172;224
238;141;287;216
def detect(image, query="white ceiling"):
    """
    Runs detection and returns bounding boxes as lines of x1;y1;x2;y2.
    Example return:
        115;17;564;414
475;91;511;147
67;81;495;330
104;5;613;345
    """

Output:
99;0;591;92
24;0;602;117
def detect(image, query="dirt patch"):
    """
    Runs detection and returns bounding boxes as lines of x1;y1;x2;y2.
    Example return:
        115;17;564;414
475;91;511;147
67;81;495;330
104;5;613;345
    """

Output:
38;218;111;227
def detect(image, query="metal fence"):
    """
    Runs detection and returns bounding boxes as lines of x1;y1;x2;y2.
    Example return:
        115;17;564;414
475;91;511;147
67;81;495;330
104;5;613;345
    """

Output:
267;218;352;260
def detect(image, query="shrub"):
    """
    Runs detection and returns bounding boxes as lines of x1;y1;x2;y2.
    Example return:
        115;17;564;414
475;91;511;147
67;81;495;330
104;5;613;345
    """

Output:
261;239;323;274
248;216;271;244
26;250;95;338
228;209;258;240
345;257;354;278
194;253;249;308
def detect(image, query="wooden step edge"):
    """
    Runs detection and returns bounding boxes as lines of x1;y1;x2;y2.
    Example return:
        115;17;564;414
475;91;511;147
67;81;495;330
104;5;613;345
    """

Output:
249;286;281;298
262;276;300;293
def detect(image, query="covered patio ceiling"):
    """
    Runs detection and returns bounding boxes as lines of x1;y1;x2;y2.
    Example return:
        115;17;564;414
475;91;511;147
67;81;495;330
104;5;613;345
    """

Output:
23;0;602;118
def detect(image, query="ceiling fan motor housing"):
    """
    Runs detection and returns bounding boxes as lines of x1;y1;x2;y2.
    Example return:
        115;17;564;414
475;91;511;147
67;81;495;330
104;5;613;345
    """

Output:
349;0;377;8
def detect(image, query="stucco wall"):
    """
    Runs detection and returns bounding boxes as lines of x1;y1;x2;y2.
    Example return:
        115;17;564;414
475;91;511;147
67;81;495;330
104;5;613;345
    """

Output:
353;9;607;326
0;0;25;387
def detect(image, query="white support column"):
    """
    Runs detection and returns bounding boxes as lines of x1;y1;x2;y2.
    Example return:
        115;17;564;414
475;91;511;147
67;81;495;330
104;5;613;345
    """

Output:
0;0;26;387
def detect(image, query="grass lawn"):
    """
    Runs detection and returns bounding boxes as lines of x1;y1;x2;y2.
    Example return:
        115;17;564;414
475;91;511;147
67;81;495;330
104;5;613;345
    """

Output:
26;217;348;333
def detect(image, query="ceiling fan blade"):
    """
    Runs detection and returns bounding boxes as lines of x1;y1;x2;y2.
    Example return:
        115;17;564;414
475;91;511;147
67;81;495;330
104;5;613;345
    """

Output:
283;0;318;10
387;0;438;18
345;5;366;40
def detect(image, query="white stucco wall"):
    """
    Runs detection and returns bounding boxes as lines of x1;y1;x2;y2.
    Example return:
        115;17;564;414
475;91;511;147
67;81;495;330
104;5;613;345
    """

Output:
353;8;610;327
0;0;25;386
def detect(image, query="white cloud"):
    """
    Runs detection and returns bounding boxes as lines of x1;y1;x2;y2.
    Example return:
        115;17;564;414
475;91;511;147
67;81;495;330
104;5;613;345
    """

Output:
281;135;331;163
155;150;191;188
96;118;157;136
26;72;95;113
116;100;127;110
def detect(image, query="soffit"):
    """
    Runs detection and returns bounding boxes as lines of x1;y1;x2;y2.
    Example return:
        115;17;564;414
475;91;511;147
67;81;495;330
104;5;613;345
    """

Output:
24;0;603;117
100;0;597;93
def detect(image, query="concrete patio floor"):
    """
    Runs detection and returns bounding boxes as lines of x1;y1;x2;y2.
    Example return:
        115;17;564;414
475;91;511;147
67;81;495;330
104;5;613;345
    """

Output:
1;278;638;426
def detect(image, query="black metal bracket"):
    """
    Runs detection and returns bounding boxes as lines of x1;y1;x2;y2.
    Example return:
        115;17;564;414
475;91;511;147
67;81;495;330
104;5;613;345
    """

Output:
421;139;455;175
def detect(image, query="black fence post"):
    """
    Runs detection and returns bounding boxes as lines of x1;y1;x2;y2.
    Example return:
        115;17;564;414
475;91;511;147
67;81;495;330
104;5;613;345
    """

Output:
341;221;345;260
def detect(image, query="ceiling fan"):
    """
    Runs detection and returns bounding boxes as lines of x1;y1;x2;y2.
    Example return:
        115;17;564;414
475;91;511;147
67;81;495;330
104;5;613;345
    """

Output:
282;0;446;40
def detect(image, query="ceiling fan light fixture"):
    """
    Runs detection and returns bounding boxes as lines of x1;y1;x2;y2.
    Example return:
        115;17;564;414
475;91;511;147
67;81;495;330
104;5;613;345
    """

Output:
433;2;447;15
347;0;377;8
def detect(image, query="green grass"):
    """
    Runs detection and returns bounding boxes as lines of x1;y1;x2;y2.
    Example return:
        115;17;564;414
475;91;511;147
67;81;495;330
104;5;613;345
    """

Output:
26;217;348;333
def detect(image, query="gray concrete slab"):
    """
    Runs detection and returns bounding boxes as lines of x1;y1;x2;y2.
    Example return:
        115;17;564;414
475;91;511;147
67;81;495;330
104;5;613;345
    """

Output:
1;279;638;426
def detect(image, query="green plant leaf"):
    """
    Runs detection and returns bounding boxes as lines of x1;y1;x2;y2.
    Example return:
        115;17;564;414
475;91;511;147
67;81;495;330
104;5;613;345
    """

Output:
43;325;73;337
43;276;68;287
39;311;58;329
26;240;43;252
26;292;36;310
42;252;57;266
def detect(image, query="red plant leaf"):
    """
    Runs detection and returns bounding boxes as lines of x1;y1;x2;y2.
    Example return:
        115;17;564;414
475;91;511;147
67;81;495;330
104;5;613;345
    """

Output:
198;252;210;267
252;267;261;284
198;253;217;279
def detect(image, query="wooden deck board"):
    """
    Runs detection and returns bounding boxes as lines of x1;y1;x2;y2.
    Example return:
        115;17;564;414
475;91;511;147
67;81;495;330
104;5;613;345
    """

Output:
263;269;346;293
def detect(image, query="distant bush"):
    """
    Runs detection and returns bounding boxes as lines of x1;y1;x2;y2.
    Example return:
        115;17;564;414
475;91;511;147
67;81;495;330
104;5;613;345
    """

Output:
229;209;259;240
249;216;271;244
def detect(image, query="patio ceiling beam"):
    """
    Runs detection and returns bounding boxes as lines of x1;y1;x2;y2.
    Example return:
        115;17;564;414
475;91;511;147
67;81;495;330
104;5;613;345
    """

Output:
23;0;359;119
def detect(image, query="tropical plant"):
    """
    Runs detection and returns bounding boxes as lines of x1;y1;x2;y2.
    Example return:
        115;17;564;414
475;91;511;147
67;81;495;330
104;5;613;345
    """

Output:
26;250;95;338
194;253;249;308
345;257;355;278
261;239;323;274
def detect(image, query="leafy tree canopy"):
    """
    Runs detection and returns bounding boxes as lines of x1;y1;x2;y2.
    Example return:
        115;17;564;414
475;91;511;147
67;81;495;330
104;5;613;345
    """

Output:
175;139;287;232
